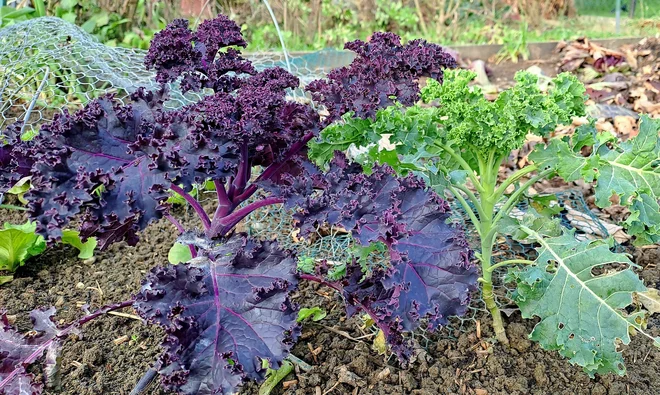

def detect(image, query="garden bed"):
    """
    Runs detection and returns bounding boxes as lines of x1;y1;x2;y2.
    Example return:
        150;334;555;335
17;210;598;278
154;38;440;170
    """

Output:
1;207;659;395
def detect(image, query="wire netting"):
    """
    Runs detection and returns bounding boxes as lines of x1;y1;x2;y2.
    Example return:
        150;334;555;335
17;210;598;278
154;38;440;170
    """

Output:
0;17;340;136
0;17;627;333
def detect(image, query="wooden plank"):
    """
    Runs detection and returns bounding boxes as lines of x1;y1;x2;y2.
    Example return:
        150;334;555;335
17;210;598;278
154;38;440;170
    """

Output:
248;37;645;71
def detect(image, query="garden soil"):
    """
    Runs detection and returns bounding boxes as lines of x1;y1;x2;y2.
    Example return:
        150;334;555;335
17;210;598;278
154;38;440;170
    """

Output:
1;204;659;395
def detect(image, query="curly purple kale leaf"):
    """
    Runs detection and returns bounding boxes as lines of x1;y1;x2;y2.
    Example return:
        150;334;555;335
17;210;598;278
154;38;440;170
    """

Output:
276;152;478;361
0;308;65;395
134;234;299;395
144;17;256;93
306;32;457;121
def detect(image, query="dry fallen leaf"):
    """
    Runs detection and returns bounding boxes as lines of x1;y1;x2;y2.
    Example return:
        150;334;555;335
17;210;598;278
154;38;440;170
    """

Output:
613;115;638;137
372;330;387;355
636;288;660;314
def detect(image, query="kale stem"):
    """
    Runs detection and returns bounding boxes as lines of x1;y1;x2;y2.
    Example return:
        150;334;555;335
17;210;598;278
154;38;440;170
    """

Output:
0;300;134;391
211;179;233;228
491;168;553;226
232;143;249;198
452;183;485;221
435;143;484;192
299;273;343;293
477;178;510;345
447;185;482;237
212;196;285;236
492;165;539;203
164;214;197;258
486;259;535;273
169;184;211;231
233;130;316;204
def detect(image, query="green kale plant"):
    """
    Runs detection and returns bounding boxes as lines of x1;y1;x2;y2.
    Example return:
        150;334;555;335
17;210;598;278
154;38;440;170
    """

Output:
309;68;660;376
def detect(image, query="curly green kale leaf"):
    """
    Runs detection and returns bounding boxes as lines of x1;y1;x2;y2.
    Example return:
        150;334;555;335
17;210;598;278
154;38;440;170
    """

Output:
509;229;659;376
421;69;586;156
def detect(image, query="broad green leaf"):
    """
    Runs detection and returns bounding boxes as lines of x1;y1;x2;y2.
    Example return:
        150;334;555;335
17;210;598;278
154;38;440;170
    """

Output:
624;194;660;245
80;18;97;33
594;116;660;207
59;0;77;11
168;242;192;264
0;222;46;272
498;208;562;241
529;137;594;182
61;230;97;259
510;229;656;376
532;117;660;245
528;194;562;217
309;114;376;167
0;275;13;285
296;307;326;322
61;12;77;24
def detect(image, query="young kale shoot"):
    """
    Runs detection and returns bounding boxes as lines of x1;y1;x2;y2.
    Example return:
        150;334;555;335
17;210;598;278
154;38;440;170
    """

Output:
310;68;660;376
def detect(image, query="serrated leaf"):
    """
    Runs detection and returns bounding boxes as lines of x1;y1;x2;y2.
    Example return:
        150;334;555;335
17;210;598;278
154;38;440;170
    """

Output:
532;116;660;245
510;229;653;376
498;208;562;241
296;256;315;274
594;115;660;207
0;308;64;395
624;194;660;245
134;235;299;395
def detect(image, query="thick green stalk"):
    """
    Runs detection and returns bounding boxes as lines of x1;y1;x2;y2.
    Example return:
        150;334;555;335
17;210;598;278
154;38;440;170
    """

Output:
478;178;510;345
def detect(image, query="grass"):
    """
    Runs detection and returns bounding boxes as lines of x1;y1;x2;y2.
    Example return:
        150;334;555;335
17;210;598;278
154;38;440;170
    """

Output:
576;0;660;18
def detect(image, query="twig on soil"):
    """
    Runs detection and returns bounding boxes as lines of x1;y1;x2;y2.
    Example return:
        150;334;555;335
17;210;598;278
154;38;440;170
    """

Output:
316;324;361;342
86;280;104;299
113;335;129;345
322;381;341;395
107;311;142;321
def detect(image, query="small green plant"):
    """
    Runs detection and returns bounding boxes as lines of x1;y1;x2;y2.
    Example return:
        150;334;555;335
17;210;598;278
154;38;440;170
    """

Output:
310;68;660;376
297;306;327;322
0;219;96;283
0;0;45;28
495;22;530;64
0;221;46;274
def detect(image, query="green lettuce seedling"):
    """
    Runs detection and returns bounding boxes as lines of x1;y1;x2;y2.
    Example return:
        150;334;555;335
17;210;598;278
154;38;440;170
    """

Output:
0;222;97;280
0;221;46;273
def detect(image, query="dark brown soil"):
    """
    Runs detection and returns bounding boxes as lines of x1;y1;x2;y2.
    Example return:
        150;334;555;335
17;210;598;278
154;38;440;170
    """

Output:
1;205;659;395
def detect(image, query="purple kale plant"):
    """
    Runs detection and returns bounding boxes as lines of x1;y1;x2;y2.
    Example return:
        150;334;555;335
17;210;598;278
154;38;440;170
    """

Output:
0;15;471;394
306;32;457;121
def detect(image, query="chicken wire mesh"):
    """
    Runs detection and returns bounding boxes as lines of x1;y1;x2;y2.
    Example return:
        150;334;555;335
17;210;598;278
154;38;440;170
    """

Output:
0;17;627;334
0;17;339;136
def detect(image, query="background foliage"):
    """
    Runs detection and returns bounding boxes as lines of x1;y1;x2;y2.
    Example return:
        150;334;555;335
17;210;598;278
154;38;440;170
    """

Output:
1;0;659;51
